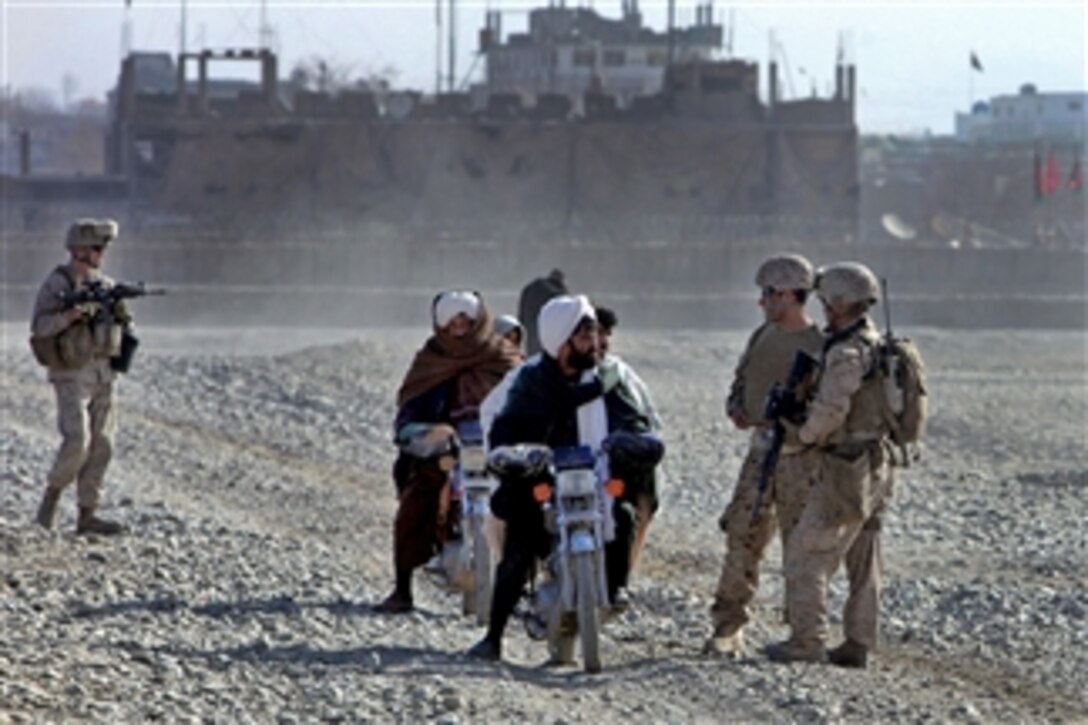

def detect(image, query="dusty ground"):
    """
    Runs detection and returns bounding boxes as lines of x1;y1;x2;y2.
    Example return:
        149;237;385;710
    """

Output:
2;323;1086;723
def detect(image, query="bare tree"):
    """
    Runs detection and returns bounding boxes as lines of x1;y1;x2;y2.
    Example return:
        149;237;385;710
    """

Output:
14;86;59;114
288;56;401;96
288;56;355;93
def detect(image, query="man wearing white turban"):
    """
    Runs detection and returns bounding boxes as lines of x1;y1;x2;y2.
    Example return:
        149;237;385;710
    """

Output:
373;290;521;614
468;295;660;662
518;268;568;356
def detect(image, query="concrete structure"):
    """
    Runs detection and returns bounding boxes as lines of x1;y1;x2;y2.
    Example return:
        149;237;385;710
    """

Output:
477;1;722;111
956;85;1087;146
86;40;859;240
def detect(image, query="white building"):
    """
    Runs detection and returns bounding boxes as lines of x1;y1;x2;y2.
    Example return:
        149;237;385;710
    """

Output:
956;84;1087;145
478;1;722;109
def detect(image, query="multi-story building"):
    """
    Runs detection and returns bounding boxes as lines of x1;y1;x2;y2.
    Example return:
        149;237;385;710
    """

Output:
478;0;722;110
956;84;1087;146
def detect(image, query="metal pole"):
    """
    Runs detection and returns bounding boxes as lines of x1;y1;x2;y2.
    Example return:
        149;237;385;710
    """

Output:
728;8;735;57
259;0;269;50
448;0;456;92
180;0;188;56
667;0;675;66
122;2;132;58
436;0;443;95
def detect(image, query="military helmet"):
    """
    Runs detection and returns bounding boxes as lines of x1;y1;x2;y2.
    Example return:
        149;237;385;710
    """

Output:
755;254;814;291
66;218;118;250
814;262;880;307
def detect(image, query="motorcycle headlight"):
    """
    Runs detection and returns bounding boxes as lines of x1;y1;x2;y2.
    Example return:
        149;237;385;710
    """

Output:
461;445;487;473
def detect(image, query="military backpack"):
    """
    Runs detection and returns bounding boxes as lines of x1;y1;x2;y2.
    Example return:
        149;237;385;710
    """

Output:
873;334;928;464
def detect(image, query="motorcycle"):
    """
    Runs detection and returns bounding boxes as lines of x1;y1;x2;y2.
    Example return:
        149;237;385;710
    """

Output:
404;419;496;624
490;443;618;673
448;418;499;625
488;432;664;673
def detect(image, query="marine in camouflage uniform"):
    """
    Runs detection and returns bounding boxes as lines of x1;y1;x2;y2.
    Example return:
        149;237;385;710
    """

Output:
768;262;893;668
705;255;824;658
31;219;131;536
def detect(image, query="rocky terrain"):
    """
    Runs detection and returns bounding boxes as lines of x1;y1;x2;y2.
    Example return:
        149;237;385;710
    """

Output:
2;323;1086;723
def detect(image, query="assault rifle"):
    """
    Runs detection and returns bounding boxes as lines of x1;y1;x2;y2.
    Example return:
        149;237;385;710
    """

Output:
58;279;166;319
751;349;819;522
58;279;166;372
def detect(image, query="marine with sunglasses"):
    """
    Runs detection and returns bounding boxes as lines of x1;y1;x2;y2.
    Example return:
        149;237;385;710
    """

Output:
704;254;824;658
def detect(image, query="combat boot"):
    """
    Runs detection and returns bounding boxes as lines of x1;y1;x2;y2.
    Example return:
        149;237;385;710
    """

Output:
827;638;869;669
372;591;414;614
765;639;827;664
467;637;501;662
35;488;62;529
76;507;127;536
703;626;746;659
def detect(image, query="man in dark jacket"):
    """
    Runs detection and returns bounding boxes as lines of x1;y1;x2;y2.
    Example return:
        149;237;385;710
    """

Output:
467;294;652;662
517;268;568;356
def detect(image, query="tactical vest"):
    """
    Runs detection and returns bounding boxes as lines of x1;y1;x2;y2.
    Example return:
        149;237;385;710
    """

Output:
29;266;121;370
739;322;824;424
823;324;889;446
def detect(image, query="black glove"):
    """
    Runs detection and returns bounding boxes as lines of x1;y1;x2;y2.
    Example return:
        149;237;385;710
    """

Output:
764;385;807;425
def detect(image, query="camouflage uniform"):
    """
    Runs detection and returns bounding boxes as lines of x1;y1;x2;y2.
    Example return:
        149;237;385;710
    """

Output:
782;317;892;656
34;266;121;508
772;262;893;666
709;322;823;646
31;219;129;534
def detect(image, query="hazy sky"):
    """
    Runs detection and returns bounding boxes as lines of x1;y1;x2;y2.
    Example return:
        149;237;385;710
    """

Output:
3;0;1085;134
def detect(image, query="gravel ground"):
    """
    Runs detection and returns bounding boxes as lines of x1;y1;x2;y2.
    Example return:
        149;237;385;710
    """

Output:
2;323;1086;723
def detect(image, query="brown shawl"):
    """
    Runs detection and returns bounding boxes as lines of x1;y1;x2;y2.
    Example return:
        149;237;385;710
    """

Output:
396;298;522;410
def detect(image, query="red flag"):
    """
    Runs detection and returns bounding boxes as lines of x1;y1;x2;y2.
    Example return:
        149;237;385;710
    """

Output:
1044;152;1062;195
1069;157;1084;191
1034;145;1045;201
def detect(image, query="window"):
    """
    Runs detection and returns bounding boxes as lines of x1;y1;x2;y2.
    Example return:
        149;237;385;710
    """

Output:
647;49;667;67
573;49;596;67
603;49;626;67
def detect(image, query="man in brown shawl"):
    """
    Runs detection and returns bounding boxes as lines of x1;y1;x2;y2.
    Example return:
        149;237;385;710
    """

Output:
374;290;522;613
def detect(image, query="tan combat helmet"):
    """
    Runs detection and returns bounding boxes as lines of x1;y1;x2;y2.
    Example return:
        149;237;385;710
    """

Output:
755;253;815;291
814;262;880;307
66;218;118;250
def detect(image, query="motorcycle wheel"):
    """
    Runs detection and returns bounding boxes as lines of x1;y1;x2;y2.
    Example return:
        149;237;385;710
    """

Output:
547;575;575;665
472;516;492;626
575;552;602;673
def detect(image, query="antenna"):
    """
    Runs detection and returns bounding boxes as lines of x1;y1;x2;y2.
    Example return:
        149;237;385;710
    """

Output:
179;0;188;56
727;8;735;57
448;0;457;93
881;277;893;338
258;0;272;50
122;0;132;57
435;0;443;95
666;0;675;65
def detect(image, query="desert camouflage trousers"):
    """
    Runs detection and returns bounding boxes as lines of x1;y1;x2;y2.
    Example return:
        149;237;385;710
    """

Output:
784;445;893;649
45;375;116;509
709;438;819;636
